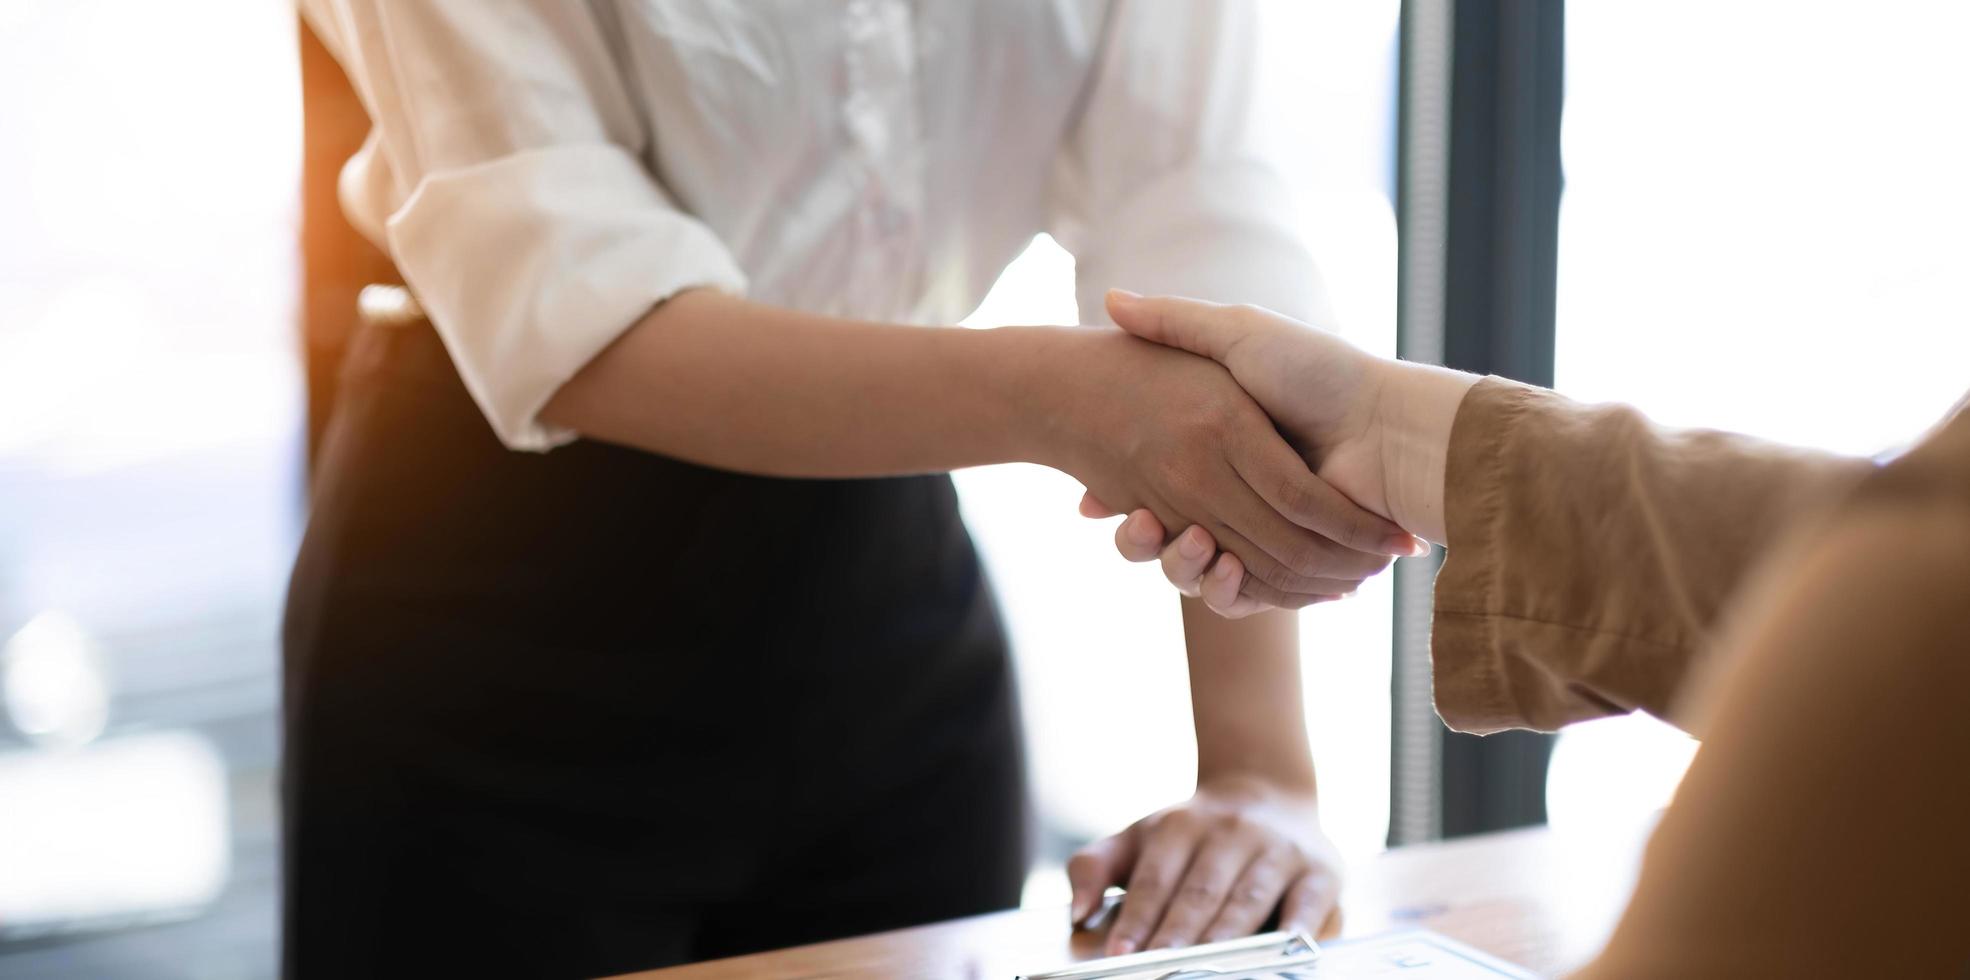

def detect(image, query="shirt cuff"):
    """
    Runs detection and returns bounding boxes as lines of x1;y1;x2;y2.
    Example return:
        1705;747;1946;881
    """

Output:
1430;377;1529;734
385;143;748;451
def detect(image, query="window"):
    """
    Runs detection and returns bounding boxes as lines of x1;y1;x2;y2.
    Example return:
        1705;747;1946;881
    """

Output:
0;0;299;974
1545;0;1970;830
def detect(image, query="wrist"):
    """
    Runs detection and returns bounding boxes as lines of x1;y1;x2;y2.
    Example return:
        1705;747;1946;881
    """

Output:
1196;766;1318;803
976;324;1094;472
1373;359;1480;545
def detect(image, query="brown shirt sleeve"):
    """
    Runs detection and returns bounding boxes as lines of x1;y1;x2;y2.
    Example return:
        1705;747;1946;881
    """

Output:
1576;404;1970;978
1429;377;1874;734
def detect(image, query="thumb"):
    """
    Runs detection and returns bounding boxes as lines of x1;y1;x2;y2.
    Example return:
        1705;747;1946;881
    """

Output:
1067;830;1139;925
1105;290;1256;362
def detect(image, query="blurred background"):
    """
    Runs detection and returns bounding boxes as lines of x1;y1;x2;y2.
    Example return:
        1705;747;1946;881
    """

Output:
0;1;1964;977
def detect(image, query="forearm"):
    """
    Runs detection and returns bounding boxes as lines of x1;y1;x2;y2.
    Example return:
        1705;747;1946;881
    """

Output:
1182;601;1316;792
542;289;1060;477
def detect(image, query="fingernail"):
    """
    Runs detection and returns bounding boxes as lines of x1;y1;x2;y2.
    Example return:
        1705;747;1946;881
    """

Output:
1107;288;1142;303
1390;533;1430;557
1110;938;1138;956
1212;559;1237;580
1178;527;1209;559
1128;515;1160;546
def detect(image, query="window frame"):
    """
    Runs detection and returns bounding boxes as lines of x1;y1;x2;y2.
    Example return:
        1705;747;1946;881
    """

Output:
1391;0;1565;843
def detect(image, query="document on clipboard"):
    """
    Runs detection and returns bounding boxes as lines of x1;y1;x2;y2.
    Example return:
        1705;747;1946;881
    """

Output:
1017;929;1534;980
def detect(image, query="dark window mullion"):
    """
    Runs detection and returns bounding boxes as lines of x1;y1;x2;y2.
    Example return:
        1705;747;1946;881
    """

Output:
1393;0;1565;844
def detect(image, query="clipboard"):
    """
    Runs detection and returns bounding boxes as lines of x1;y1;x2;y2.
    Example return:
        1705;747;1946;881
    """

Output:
1016;928;1536;980
1016;930;1321;980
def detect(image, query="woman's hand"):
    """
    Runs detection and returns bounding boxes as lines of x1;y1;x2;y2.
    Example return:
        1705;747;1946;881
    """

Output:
1081;292;1476;614
1017;325;1419;605
1068;776;1345;954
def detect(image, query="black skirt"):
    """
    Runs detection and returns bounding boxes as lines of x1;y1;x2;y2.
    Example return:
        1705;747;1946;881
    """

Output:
280;320;1029;978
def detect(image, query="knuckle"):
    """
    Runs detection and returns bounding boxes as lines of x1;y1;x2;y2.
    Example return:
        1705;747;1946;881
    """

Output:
1279;480;1321;525
1343;511;1380;551
1066;852;1099;877
1131;870;1173;899
1249;558;1302;594
1282;536;1330;579
1176;881;1223;908
1260;839;1301;865
1160;808;1201;834
1227;887;1271;912
1236;576;1284;607
1202;393;1246;430
1157;459;1199;499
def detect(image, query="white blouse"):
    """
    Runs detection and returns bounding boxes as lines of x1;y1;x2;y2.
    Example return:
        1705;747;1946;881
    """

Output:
301;0;1326;451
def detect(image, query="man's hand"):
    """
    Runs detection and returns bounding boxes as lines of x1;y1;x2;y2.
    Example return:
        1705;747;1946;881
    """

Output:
1083;291;1475;614
1068;776;1344;954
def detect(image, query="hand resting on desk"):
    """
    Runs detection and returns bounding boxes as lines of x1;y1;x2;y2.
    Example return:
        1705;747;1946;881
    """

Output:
1067;773;1344;956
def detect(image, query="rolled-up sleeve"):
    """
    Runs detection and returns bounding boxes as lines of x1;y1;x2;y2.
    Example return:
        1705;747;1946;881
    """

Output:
301;0;747;450
1047;0;1331;325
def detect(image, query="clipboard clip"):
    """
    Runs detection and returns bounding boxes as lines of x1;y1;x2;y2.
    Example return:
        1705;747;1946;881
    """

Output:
1017;930;1320;980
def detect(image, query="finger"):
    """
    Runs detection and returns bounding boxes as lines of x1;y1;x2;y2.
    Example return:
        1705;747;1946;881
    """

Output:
1198;554;1277;619
1208;515;1369;600
1200;553;1245;614
1067;829;1139;925
1230;435;1422;559
1222;438;1404;580
1106;291;1263;362
1146;834;1264;950
1079;489;1123;519
1167;525;1352;611
1202;843;1301;943
1202;457;1388;591
1233;573;1351;612
1277;869;1344;940
1107;820;1204;956
1160;525;1219;596
1113;509;1168;563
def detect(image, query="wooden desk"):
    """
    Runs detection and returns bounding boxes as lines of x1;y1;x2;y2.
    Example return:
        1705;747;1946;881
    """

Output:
619;819;1653;979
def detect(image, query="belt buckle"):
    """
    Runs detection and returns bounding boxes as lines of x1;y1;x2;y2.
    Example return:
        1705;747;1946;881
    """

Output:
357;284;424;329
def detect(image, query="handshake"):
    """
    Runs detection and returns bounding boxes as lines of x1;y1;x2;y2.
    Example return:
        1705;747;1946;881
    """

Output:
1060;290;1479;617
